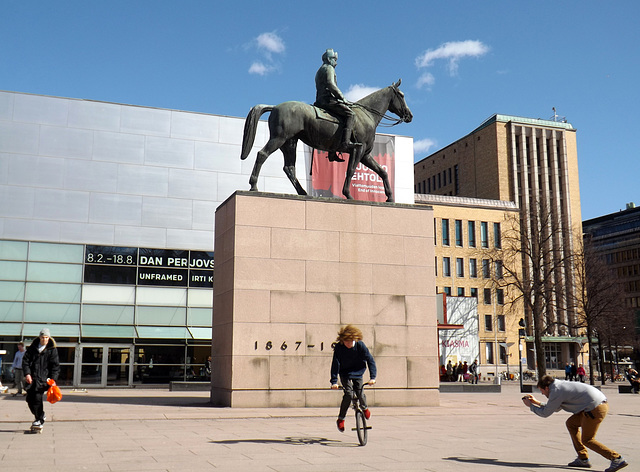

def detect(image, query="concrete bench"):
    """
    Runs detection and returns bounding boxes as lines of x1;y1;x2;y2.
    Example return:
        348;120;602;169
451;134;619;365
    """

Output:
618;384;634;393
439;383;501;393
169;381;210;392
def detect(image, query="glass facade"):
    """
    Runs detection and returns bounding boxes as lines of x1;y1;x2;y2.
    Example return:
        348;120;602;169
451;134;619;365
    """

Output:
0;240;213;387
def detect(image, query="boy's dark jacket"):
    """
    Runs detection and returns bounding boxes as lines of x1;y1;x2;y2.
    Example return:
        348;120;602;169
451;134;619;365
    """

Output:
22;337;60;391
330;341;377;384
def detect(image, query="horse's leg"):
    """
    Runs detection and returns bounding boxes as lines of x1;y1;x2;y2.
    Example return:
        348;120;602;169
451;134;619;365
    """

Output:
249;137;287;191
282;138;307;195
342;148;364;200
360;153;394;202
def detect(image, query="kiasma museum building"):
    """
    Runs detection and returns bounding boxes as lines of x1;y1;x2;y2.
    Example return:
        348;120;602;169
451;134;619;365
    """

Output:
0;90;415;388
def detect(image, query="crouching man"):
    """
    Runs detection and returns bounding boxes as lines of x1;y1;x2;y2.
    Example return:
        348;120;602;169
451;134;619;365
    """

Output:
522;375;627;471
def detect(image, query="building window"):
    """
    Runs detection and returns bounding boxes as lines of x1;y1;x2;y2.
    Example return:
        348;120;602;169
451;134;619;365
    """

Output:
443;286;451;296
456;257;464;277
494;223;502;249
495;260;503;279
497;289;504;305
443;257;451;277
468;221;476;247
482;259;490;278
543;343;561;370
499;344;508;364
498;314;505;331
434;257;438;276
469;258;477;278
454;164;459;195
470;287;478;298
485;314;492;331
455;220;463;247
486;343;495;364
481;222;489;248
442;219;450;246
457;287;465;296
484;288;492;305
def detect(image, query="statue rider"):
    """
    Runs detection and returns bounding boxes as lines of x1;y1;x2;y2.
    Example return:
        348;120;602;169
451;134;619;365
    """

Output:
314;48;362;162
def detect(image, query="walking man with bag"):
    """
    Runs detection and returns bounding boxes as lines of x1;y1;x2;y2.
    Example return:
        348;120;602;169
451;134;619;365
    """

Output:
22;328;60;432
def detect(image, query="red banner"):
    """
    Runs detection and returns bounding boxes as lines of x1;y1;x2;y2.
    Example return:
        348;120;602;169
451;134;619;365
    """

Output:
310;136;395;202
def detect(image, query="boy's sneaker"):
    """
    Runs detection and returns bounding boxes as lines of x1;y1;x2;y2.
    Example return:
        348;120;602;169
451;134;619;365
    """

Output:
605;456;628;472
567;457;591;468
364;408;371;420
336;419;345;432
31;420;42;427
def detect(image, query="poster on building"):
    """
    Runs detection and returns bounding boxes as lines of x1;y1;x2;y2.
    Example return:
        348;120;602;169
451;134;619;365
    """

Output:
310;135;395;202
439;296;479;365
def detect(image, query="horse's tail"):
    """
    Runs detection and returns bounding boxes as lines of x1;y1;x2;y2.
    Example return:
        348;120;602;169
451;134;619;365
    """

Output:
240;104;274;160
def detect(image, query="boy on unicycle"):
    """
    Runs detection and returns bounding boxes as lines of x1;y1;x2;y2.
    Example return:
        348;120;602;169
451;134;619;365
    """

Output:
330;325;377;432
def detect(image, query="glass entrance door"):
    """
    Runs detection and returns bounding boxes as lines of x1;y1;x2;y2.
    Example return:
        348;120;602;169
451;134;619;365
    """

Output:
78;344;133;387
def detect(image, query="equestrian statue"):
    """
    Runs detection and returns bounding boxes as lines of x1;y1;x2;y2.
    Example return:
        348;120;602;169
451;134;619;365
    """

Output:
240;48;412;202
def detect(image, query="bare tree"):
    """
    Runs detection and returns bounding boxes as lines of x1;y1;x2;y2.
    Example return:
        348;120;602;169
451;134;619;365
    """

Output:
571;235;628;384
486;196;576;379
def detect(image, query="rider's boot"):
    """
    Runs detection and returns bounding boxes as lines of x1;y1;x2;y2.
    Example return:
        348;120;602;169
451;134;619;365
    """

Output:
341;116;362;150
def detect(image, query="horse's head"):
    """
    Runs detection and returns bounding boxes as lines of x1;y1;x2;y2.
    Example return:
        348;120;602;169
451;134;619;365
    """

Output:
389;79;413;123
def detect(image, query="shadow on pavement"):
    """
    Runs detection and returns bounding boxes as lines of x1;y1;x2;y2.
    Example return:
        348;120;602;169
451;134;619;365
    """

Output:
444;457;572;469
211;436;355;448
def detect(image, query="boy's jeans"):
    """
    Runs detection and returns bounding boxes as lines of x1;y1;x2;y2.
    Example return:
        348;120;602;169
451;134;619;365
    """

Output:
338;376;366;419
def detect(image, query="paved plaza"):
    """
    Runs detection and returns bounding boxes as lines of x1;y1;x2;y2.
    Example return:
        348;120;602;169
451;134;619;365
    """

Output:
1;383;638;471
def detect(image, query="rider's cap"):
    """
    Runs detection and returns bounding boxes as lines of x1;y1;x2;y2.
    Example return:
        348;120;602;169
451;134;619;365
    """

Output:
322;48;338;62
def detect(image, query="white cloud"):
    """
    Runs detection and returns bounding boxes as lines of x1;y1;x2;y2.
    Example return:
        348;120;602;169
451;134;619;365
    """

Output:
416;40;489;76
345;84;380;102
247;32;285;76
249;62;271;76
413;138;438;155
256;32;285;55
416;72;435;90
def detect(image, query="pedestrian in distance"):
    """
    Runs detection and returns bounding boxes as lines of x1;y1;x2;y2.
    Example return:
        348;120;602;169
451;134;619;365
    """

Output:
469;359;479;384
330;324;377;433
625;368;639;394
522;375;628;471
22;328;60;432
565;362;572;381
11;342;26;396
446;360;453;382
577;364;586;383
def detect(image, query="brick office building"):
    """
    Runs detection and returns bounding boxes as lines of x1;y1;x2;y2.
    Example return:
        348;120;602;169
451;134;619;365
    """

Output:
415;114;585;373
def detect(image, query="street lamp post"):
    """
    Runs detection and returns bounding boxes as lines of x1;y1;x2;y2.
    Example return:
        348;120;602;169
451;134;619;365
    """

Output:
518;317;526;392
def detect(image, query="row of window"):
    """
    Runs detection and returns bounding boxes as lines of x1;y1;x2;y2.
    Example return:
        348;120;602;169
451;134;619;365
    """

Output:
437;286;504;305
415;165;460;195
438;219;501;249
436;257;503;279
625;296;640;308
484;341;509;365
617;264;640;278
0;301;211;326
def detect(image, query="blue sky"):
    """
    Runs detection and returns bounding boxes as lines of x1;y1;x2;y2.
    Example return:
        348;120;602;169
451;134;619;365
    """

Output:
1;1;638;220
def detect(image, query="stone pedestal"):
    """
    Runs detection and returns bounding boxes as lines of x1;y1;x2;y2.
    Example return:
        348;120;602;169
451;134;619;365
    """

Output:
211;191;438;407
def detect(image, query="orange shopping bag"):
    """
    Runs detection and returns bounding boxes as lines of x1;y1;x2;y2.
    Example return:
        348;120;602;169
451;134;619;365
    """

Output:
46;378;62;404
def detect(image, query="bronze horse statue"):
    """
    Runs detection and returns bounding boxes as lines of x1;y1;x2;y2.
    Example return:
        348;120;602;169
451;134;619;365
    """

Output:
240;79;412;202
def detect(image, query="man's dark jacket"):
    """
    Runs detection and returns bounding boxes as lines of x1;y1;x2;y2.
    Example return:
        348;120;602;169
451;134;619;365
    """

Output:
22;338;60;391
